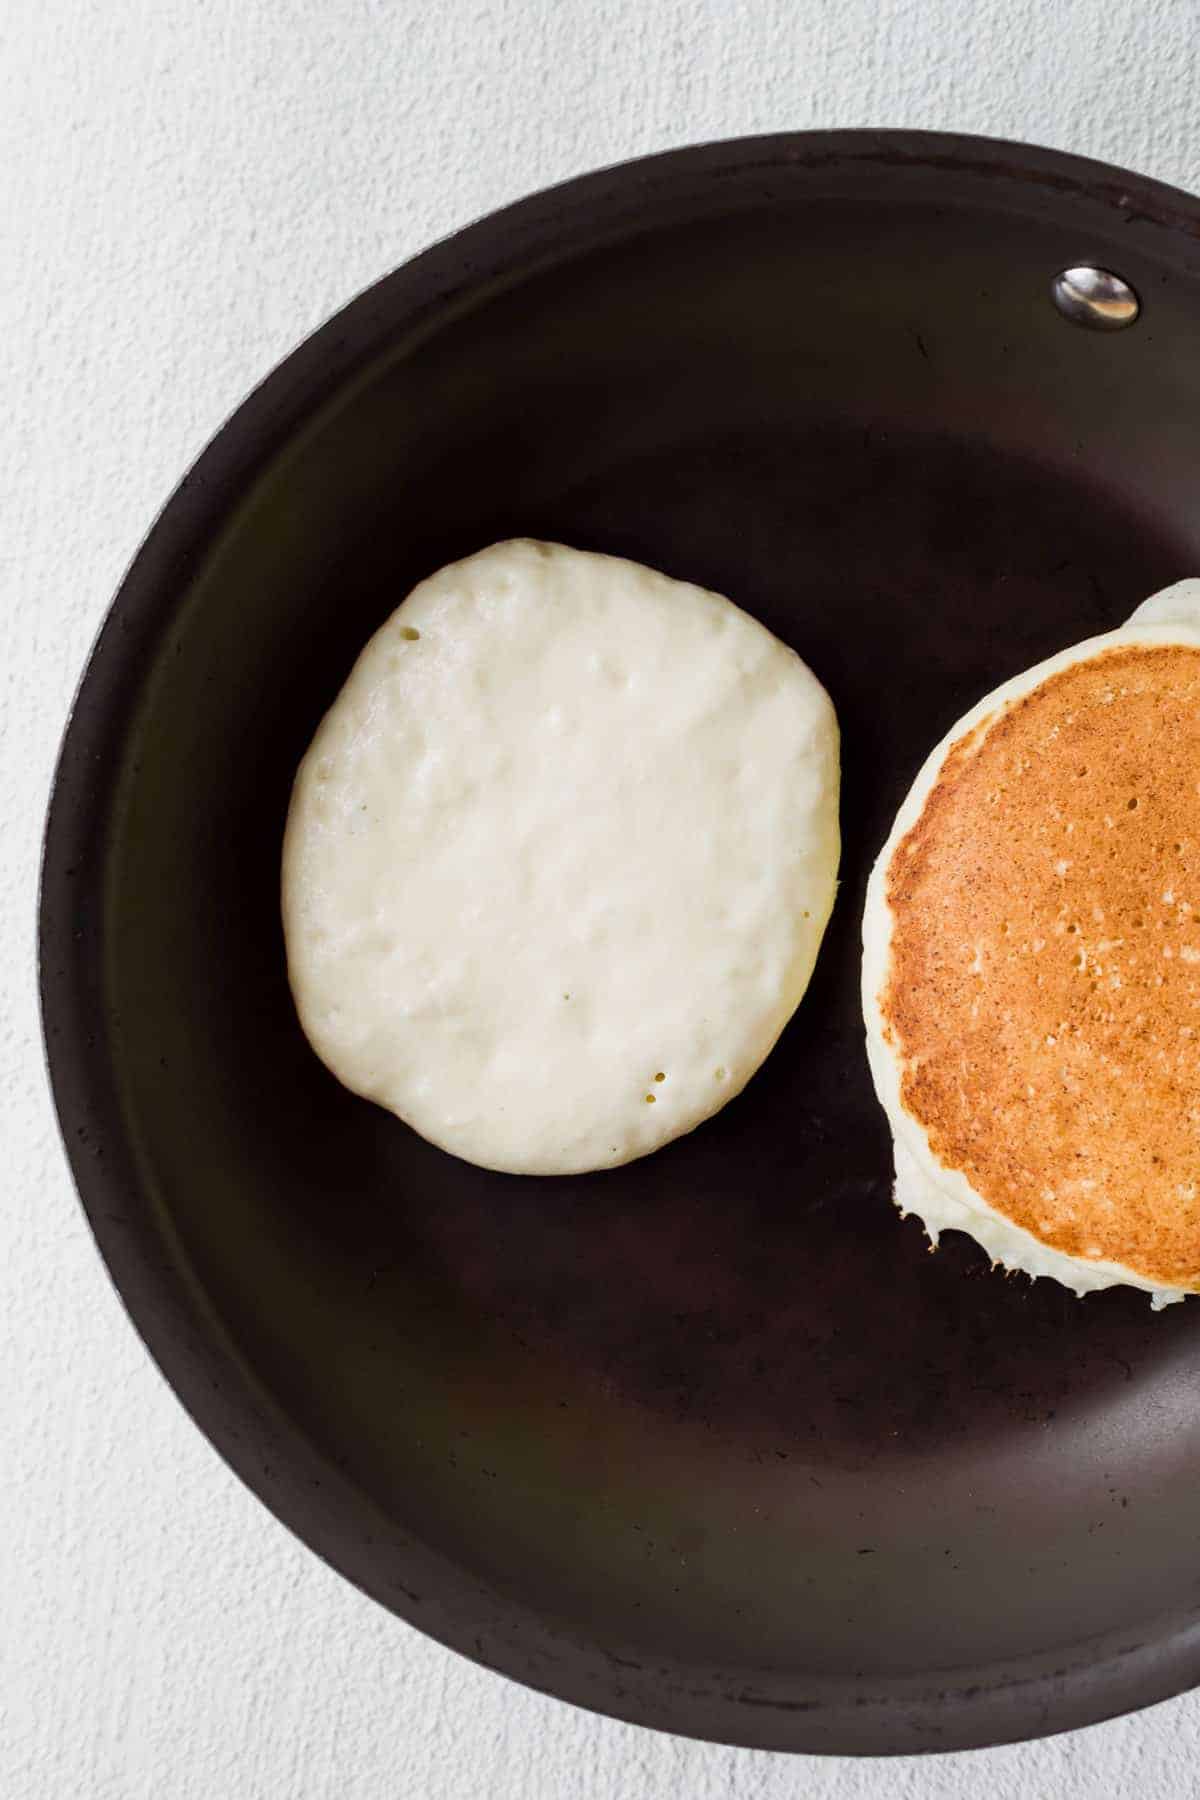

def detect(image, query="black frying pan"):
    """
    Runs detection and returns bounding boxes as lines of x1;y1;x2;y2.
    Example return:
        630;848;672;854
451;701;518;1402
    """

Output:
39;132;1200;1755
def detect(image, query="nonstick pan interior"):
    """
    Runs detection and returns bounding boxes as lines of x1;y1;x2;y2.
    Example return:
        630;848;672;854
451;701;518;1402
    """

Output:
40;133;1200;1753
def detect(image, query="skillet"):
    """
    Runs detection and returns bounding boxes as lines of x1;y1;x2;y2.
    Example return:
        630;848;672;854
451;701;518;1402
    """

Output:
39;131;1200;1753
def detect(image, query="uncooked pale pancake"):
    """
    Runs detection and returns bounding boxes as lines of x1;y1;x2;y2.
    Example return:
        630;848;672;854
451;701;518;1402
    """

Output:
863;580;1200;1306
284;540;840;1175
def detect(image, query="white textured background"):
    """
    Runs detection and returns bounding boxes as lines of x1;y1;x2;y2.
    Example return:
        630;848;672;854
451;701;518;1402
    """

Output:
6;1;1200;1794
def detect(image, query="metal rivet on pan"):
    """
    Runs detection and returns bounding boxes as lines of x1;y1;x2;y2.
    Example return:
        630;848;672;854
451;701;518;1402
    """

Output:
1051;266;1140;331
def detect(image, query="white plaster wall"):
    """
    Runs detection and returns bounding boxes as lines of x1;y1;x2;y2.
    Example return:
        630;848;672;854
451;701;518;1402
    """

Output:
5;1;1200;1794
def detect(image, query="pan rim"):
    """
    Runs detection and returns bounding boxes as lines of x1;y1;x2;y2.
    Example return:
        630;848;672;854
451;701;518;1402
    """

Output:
38;128;1200;1755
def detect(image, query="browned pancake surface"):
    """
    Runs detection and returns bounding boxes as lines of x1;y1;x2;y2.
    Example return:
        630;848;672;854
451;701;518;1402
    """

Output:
882;643;1200;1290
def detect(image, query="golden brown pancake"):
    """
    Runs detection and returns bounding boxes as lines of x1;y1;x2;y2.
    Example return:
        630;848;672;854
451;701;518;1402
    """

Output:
879;641;1200;1293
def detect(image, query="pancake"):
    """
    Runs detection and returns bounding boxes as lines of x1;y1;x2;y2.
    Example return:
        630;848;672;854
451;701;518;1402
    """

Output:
863;579;1200;1305
284;539;840;1175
